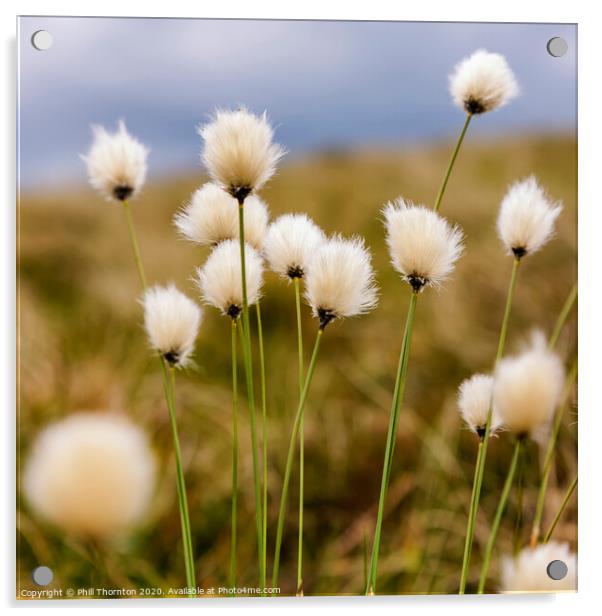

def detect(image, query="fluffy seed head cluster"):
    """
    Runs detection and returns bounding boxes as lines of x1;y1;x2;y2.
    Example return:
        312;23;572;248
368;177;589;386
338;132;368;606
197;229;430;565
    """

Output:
457;374;502;437
174;182;269;250
83;120;149;202
263;213;326;280
143;284;202;367
199;108;285;201
493;331;565;438
449;49;519;114
497;176;562;258
23;412;156;538
305;235;378;328
500;542;576;592
383;200;464;292
197;239;264;319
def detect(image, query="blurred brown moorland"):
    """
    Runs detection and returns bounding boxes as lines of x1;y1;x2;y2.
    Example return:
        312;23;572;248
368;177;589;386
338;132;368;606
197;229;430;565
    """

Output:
17;133;576;596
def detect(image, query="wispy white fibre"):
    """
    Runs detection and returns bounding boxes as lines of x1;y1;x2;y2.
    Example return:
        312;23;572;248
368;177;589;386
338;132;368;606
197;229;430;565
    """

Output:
263;213;326;280
457;374;502;436
83;120;149;202
197;239;264;318
383;200;464;291
497;176;562;257
305;235;378;326
143;284;202;367
500;541;576;592
23;412;156;538
174;182;269;250
449;49;519;114
493;331;565;437
199;107;285;199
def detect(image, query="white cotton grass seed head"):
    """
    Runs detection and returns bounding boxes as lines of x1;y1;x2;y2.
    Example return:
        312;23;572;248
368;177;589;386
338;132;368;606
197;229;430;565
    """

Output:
83;120;149;202
383;199;464;292
449;49;519;114
305;235;378;329
497;176;563;258
493;331;565;438
23;412;156;539
197;239;264;319
263;213;326;280
199;107;285;202
457;374;502;437
174;182;269;250
142;284;202;368
500;541;576;592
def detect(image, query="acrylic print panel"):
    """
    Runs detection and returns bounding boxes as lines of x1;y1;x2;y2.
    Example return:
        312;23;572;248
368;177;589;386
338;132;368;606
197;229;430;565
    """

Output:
17;16;577;599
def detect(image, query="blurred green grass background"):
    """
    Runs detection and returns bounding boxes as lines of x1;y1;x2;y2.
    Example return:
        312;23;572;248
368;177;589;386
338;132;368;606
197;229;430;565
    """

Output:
17;133;577;596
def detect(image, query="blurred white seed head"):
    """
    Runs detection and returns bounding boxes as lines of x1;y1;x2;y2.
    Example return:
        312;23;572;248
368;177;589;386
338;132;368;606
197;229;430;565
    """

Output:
199;107;285;201
82;120;149;202
174;182;268;250
142;284;202;368
197;239;264;319
457;374;502;437
493;331;565;438
500;541;576;592
449;49;519;114
383;200;464;292
497;176;562;258
23;412;156;539
263;213;326;280
305;235;378;328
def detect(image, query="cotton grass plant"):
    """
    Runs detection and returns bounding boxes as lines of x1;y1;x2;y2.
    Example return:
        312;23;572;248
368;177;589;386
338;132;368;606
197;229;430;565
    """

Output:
83;127;202;592
366;202;464;594
263;213;326;594
437;50;518;212
272;235;378;588
142;286;202;592
175;182;269;250
83;121;149;288
499;541;576;592
199;108;283;590
197;239;265;587
458;176;563;594
476;332;565;592
24;412;156;539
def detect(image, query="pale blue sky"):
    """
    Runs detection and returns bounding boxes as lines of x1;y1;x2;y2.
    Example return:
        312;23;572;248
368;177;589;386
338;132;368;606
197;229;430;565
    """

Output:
17;17;576;187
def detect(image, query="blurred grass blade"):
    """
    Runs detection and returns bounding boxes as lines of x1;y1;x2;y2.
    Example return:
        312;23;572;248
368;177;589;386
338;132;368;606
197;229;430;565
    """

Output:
543;476;577;544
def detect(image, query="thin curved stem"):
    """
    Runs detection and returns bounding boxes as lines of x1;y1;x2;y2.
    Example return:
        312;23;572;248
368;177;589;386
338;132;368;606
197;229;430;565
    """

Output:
120;205;196;590
543;476;577;544
229;320;239;589
477;438;523;594
272;328;324;589
530;359;578;546
160;361;196;593
237;202;264;586
122;200;147;289
549;282;577;350
294;278;305;595
366;291;418;595
496;258;521;361
256;302;268;596
433;113;473;212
